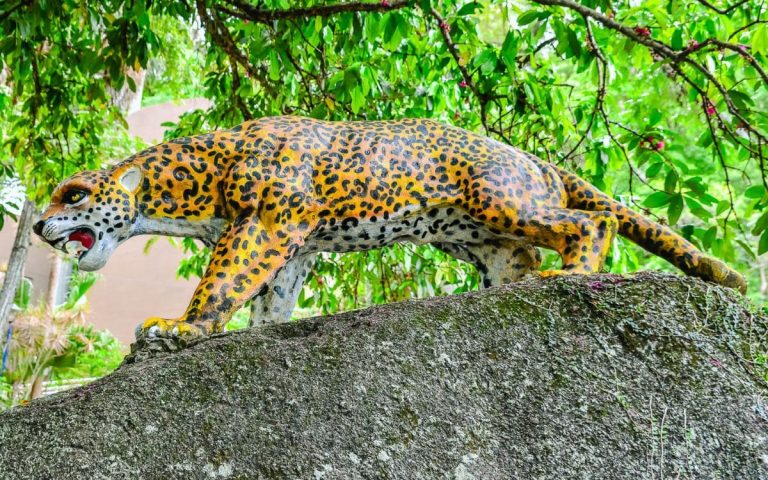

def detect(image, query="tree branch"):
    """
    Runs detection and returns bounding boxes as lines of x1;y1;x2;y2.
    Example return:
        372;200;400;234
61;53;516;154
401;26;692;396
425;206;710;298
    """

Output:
228;57;253;121
728;20;768;41
695;0;749;15
219;0;410;25
562;15;605;161
196;0;278;100
689;39;768;85
423;7;514;143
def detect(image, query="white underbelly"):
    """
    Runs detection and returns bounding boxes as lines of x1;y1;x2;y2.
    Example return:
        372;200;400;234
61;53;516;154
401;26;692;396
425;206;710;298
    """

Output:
303;205;494;253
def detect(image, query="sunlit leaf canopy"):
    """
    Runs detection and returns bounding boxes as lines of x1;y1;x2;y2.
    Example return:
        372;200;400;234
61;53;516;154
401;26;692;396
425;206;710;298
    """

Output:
1;0;766;309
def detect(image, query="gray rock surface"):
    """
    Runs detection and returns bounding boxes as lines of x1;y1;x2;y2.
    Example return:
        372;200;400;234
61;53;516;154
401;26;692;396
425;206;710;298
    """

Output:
0;272;766;479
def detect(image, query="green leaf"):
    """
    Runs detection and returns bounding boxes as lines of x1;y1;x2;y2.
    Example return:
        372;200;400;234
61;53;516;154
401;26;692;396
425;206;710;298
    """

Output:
500;31;518;69
738;240;757;260
753;211;768;235
268;50;280;81
664;169;678;194
671;29;683;50
384;13;402;50
517;10;549;26
344;68;358;90
703;226;717;250
648;109;662;126
753;24;768;56
351;87;365;114
729;90;754;110
683;177;707;195
697;131;713;148
566;27;581;58
645;162;663;178
457;2;483;16
715;200;730;216
745;185;766;199
474;49;497;75
644;191;672;208
760;230;768;255
667;194;684;224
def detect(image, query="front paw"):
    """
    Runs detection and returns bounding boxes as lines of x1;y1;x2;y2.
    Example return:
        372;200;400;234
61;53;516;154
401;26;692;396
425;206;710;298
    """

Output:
136;317;210;341
125;318;209;364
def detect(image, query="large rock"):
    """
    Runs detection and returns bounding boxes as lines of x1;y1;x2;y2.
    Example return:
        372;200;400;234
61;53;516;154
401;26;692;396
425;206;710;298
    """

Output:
0;273;766;479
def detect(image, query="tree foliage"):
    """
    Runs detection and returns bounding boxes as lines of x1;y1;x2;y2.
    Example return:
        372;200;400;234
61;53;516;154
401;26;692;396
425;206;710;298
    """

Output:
0;0;157;201
2;0;767;313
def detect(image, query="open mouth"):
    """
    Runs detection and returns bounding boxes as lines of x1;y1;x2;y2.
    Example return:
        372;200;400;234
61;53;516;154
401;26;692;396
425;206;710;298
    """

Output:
58;227;96;258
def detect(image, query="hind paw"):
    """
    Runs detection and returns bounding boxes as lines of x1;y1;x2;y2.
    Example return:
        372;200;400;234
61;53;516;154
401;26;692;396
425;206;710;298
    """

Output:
536;270;578;279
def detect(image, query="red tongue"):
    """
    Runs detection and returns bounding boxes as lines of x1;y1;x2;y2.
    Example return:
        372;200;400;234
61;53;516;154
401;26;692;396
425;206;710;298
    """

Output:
68;230;95;250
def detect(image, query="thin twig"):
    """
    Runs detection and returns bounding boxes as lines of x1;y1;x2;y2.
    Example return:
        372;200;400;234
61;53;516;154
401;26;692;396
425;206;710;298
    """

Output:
695;0;748;15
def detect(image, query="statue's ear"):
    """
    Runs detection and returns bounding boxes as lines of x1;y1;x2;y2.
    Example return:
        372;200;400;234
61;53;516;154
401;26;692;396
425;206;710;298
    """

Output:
118;166;142;193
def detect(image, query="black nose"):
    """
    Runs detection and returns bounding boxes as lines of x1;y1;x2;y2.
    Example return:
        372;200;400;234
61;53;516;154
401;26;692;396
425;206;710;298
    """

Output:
33;220;45;236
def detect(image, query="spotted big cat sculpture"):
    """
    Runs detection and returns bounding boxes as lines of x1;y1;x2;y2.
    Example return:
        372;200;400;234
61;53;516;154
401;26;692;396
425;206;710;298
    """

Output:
34;116;745;341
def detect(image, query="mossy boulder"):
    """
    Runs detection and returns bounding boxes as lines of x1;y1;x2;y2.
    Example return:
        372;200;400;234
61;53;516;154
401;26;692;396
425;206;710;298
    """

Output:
0;272;766;479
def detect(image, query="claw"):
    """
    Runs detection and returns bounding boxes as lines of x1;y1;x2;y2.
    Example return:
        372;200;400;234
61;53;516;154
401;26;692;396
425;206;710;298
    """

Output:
135;316;209;342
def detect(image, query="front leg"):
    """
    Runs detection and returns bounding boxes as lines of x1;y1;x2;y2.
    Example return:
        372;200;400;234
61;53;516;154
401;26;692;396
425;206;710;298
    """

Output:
139;214;313;339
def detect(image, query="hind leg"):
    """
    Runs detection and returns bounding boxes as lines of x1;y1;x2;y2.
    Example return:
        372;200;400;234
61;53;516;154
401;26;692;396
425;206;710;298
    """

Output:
433;240;541;288
471;205;619;275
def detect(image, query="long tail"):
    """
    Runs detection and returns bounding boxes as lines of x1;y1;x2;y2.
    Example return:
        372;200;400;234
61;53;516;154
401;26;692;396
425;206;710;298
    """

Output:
552;166;746;293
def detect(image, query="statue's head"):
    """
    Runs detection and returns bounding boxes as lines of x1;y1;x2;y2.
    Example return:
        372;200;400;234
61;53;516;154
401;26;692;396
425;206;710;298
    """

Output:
34;165;142;271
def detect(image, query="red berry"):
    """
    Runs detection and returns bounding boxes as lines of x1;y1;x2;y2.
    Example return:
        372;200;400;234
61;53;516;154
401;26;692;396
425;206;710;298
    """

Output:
381;0;390;6
633;26;651;37
459;80;468;88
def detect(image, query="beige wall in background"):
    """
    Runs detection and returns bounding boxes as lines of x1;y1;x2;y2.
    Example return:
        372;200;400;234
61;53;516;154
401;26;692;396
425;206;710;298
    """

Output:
85;236;197;344
0;98;211;344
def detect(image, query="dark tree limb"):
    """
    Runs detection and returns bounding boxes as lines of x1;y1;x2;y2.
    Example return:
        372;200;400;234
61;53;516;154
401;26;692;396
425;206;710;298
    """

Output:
218;0;410;25
228;57;253;121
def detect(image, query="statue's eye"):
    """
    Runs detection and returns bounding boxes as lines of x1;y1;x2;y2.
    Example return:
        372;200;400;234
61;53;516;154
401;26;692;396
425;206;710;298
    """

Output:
63;190;87;204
